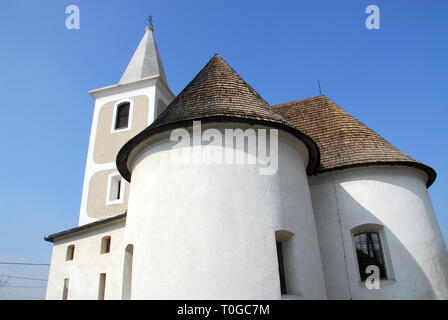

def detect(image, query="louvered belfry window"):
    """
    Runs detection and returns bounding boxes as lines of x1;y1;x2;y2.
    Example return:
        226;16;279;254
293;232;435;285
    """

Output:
115;102;130;130
354;232;387;280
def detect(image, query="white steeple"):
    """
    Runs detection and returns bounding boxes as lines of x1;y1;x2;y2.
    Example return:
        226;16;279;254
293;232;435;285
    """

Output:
119;26;168;85
79;26;175;227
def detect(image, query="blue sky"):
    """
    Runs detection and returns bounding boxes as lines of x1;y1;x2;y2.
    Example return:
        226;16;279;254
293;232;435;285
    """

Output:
0;0;447;299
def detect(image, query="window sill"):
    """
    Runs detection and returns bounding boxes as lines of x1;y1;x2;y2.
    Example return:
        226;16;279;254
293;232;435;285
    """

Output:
106;199;124;206
358;279;397;288
111;127;131;134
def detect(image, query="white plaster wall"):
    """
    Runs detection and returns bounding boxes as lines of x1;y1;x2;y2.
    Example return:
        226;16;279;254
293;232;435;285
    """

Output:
124;123;327;299
46;221;126;300
309;166;448;299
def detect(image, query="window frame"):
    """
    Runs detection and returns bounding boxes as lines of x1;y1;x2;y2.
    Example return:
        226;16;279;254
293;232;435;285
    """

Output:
106;172;125;206
351;224;395;283
101;236;111;254
66;244;75;261
111;99;133;133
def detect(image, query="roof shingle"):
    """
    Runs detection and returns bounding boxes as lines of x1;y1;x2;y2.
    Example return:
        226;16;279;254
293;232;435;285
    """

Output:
116;55;320;181
272;95;436;186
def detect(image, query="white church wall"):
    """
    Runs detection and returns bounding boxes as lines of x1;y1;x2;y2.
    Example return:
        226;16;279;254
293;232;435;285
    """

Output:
123;123;327;299
308;172;352;299
309;165;448;299
46;220;126;300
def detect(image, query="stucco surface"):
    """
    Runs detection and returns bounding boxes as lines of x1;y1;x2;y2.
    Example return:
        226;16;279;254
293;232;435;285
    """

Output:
93;95;149;164
123;123;327;299
46;221;126;300
86;169;129;218
309;166;448;299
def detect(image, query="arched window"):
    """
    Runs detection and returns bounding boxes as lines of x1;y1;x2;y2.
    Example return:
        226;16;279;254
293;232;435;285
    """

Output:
114;102;130;130
101;236;111;254
66;245;75;261
122;244;134;300
352;227;388;281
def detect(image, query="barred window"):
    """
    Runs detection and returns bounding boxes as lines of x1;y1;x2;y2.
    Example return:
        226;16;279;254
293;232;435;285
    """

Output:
354;232;387;281
115;102;130;129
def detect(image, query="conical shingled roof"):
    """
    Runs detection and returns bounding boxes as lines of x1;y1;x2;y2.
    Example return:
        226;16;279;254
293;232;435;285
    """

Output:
150;54;302;129
117;55;319;181
272;95;436;186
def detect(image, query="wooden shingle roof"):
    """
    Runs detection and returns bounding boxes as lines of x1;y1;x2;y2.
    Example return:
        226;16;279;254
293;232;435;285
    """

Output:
116;54;435;186
116;55;320;181
272;95;436;186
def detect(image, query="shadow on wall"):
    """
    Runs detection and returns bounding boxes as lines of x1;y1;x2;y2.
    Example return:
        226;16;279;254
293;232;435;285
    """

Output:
334;169;448;299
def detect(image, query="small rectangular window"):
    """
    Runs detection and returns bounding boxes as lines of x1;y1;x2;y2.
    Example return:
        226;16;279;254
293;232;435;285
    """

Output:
115;103;130;130
354;232;387;281
101;236;111;254
107;174;124;205
98;273;106;300
62;278;69;300
66;245;75;261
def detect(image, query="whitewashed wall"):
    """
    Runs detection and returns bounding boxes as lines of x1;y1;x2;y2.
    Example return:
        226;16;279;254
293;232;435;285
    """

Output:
124;123;327;299
46;221;126;300
309;166;448;299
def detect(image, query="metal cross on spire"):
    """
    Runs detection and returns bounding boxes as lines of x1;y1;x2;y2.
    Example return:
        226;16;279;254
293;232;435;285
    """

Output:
148;15;154;29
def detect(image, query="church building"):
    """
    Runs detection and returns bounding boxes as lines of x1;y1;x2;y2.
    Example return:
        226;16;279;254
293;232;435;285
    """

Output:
44;27;448;300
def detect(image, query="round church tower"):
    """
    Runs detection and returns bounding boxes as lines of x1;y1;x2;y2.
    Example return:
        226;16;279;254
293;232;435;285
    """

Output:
275;96;448;299
116;55;327;299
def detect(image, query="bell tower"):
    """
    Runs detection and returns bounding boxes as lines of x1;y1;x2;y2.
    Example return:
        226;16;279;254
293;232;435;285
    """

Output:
78;26;174;225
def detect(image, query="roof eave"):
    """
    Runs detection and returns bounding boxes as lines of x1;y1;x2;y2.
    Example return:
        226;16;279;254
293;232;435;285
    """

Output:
116;116;321;182
316;161;436;188
44;213;127;243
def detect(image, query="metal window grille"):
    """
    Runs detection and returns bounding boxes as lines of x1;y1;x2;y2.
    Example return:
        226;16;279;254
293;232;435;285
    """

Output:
354;232;387;280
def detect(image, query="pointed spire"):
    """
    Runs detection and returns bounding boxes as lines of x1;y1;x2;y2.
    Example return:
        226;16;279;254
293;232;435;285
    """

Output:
119;26;168;85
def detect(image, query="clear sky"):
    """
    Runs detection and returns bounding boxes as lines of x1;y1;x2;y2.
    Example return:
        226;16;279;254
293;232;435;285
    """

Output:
0;0;447;300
